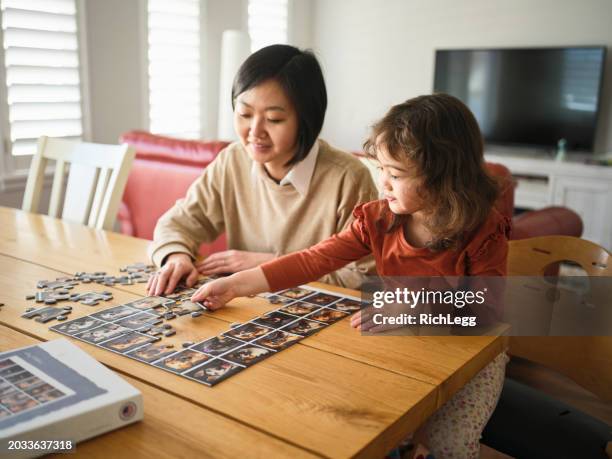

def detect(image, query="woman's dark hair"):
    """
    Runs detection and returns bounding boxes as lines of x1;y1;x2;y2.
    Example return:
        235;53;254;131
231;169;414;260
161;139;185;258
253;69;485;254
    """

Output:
232;44;327;166
363;93;500;251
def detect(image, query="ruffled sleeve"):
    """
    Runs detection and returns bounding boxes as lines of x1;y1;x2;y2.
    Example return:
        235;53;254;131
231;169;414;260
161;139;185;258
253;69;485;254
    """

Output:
462;209;511;276
348;203;373;251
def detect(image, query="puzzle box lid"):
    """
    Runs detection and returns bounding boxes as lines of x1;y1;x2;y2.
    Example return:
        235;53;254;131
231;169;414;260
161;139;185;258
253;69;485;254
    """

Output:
0;338;143;440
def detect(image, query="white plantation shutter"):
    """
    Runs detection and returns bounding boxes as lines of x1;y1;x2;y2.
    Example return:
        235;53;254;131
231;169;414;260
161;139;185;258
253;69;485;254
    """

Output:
147;0;201;139
248;0;288;52
0;0;84;157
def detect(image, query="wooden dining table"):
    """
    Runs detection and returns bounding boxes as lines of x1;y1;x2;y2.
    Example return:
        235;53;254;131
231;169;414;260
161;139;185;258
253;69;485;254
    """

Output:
0;206;507;458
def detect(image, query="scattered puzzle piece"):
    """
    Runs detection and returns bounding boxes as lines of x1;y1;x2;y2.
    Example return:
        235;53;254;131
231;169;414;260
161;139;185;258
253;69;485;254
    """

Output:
70;292;113;306
33;291;71;304
22;306;67;323
120;262;155;273
36;277;78;290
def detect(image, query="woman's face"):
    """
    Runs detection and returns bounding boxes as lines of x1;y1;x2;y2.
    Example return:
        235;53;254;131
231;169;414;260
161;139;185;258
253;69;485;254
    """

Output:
234;79;299;174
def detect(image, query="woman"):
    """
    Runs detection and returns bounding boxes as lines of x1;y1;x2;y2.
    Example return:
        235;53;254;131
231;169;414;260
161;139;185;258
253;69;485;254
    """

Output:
147;44;377;296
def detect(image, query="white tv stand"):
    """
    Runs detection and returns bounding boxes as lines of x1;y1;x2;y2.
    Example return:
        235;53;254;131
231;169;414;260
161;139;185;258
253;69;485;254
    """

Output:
484;149;612;251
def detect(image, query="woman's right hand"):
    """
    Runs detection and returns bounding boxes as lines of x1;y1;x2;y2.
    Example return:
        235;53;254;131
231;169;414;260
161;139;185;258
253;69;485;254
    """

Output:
147;253;199;296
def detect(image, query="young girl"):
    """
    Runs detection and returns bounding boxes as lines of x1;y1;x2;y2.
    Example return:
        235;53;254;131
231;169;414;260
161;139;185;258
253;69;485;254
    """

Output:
192;93;509;458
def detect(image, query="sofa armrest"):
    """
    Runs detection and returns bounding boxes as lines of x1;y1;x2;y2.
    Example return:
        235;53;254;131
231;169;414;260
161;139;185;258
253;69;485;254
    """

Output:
511;207;583;240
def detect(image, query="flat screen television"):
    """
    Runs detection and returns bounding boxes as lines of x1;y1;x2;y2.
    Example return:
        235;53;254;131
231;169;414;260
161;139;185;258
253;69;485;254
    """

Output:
433;46;606;152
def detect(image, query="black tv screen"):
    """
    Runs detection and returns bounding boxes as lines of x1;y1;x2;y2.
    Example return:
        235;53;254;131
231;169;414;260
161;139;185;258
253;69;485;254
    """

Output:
434;47;606;151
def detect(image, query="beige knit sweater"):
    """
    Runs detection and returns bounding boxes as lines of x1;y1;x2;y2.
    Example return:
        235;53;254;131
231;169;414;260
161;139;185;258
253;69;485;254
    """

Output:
148;140;378;288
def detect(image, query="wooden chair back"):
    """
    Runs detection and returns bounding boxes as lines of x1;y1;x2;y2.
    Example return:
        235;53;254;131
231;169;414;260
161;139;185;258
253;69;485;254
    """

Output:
507;236;612;401
22;136;135;230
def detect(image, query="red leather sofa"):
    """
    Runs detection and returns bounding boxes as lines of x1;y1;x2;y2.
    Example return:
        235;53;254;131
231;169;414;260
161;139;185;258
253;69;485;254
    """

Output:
118;131;229;256
118;131;582;256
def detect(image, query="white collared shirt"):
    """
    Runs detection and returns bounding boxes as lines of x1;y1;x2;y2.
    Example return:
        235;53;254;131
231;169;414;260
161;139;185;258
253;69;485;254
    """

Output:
250;140;320;196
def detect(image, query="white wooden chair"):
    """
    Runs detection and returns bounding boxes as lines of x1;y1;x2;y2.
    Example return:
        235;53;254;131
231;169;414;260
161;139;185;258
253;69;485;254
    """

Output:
22;136;135;231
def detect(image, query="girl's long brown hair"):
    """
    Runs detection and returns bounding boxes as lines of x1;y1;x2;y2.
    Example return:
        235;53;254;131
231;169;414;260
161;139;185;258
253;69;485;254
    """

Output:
364;93;499;251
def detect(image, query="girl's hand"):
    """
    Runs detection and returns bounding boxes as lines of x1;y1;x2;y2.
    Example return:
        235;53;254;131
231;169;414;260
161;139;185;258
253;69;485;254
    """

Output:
191;276;240;311
147;253;198;296
350;303;414;333
191;267;271;311
195;250;275;275
350;307;381;332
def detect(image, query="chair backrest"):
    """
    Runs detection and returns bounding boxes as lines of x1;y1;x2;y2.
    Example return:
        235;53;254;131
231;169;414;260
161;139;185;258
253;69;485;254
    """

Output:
507;236;612;401
508;235;610;277
22;136;135;230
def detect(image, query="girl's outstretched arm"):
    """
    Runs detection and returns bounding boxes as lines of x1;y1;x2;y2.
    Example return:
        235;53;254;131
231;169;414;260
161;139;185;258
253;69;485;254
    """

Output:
191;267;269;310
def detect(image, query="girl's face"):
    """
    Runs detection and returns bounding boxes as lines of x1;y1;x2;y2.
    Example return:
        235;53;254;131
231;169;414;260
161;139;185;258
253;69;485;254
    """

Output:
376;146;424;216
234;79;299;174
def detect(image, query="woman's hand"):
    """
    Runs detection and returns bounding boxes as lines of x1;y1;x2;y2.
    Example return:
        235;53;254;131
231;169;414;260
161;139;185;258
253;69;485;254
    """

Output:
147;253;199;296
195;250;275;275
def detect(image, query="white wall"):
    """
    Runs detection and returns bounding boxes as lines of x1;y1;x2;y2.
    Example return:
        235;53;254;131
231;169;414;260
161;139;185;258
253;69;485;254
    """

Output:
312;0;612;154
84;0;245;143
84;0;145;144
202;0;246;139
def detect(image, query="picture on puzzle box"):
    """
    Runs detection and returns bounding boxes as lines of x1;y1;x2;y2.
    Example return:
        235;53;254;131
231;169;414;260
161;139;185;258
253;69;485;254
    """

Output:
277;302;320;317
154;350;211;374
5;371;35;385
122;296;168;311
281;318;327;336
25;384;64;403
50;316;106;336
14;375;44;391
0;380;16;397
75;323;131;344
126;342;177;364
308;308;349;324
183;359;243;386
254;330;303;351
100;332;154;354
90;305;139;322
224;323;274;342
329;298;362;313
223;344;273;367
0;363;27;378
277;287;314;300
0;391;38;413
266;295;297;306
113;312;160;330
0;359;15;369
303;292;343;307
252;311;298;329
191;336;244;356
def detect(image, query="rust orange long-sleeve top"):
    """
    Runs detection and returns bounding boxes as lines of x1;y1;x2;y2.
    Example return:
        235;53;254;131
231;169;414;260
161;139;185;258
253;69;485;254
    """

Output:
261;200;510;293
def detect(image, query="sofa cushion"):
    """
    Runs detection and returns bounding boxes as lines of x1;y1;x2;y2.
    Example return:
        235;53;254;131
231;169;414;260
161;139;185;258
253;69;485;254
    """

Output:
119;131;229;251
121;158;206;239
